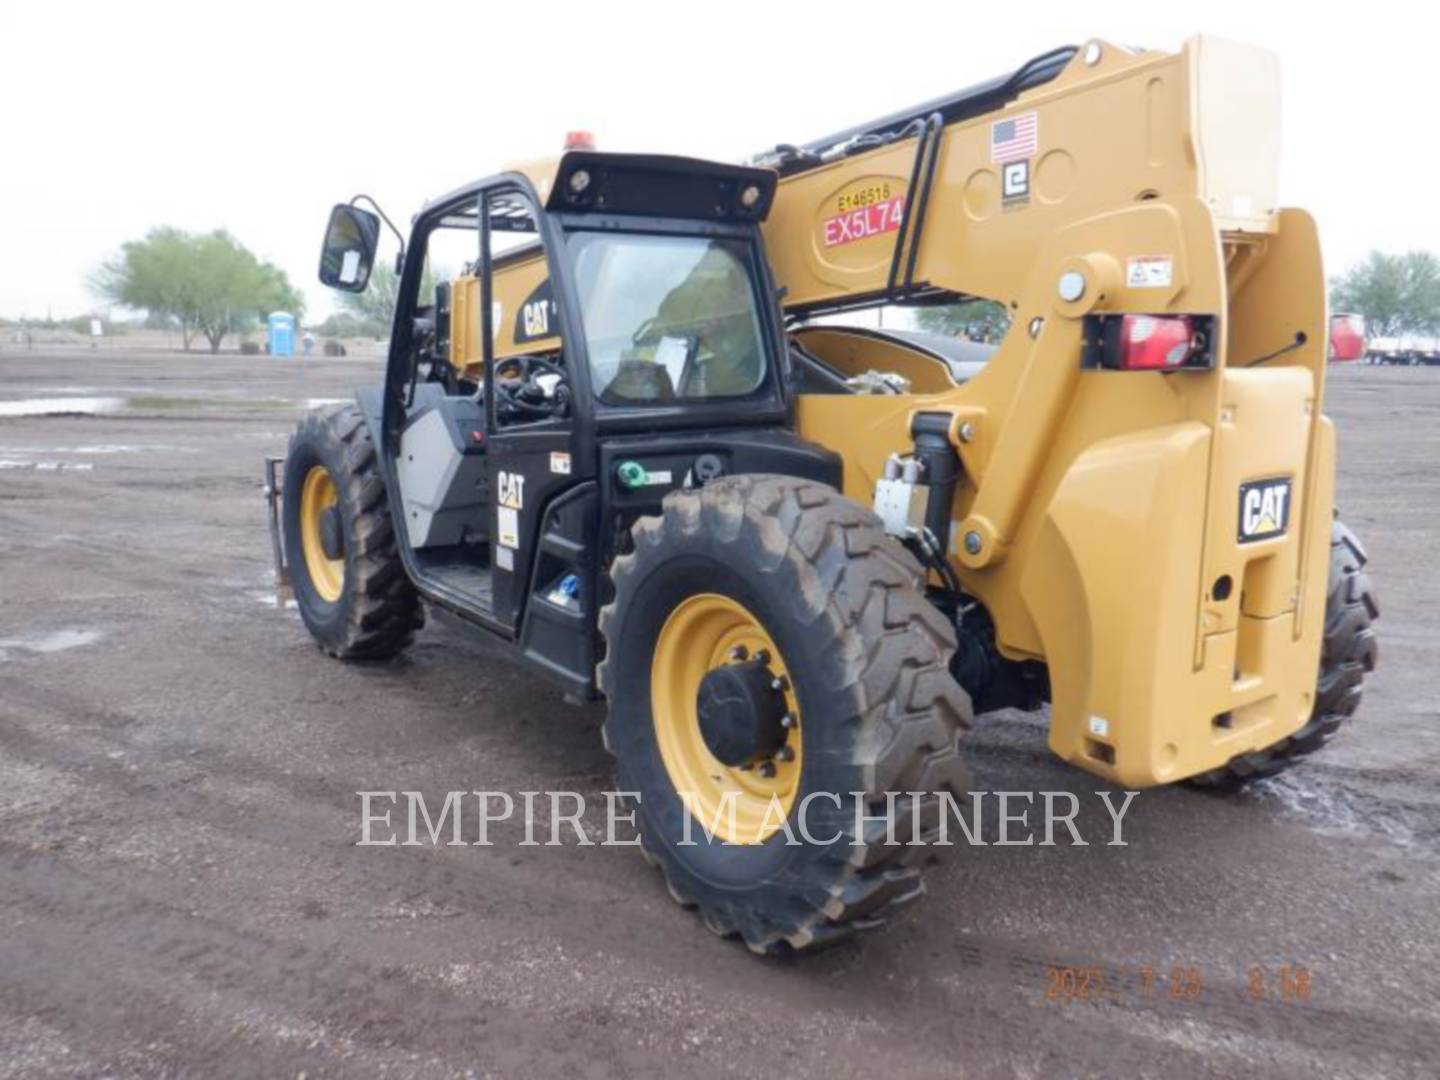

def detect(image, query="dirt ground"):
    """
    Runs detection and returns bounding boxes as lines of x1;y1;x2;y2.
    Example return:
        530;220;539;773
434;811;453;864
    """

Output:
1;348;1436;1078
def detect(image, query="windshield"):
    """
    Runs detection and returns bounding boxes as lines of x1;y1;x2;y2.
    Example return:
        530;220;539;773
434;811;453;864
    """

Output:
568;232;769;404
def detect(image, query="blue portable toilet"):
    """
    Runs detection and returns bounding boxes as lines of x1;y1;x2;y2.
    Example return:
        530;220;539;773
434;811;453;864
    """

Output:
267;312;295;358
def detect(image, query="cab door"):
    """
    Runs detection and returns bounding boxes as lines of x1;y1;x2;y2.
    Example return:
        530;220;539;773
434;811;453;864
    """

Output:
477;188;589;635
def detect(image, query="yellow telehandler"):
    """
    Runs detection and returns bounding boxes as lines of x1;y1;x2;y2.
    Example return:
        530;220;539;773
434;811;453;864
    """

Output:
270;36;1378;952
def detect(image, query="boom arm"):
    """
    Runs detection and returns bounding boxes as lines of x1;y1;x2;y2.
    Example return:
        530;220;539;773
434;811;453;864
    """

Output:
762;36;1282;312
766;38;1336;787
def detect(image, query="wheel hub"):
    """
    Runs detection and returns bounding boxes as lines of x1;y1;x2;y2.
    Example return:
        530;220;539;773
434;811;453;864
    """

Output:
319;505;344;560
696;658;788;767
298;465;345;604
650;592;803;845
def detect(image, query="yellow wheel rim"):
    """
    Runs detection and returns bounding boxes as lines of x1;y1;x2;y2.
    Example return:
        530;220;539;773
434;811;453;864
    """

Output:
650;594;803;845
299;465;344;603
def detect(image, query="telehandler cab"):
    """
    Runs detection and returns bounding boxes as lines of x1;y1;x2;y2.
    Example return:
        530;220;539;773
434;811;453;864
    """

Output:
269;36;1378;953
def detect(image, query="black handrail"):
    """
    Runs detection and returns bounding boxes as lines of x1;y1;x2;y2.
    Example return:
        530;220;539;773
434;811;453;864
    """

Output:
797;45;1076;161
775;45;1080;316
901;113;944;295
885;117;931;295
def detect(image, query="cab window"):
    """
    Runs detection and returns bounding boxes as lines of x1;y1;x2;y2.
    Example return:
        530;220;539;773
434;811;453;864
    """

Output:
482;194;568;428
568;232;768;404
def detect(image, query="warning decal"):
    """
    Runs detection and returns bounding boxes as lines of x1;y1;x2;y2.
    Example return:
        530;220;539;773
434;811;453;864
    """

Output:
1127;256;1175;289
497;506;519;549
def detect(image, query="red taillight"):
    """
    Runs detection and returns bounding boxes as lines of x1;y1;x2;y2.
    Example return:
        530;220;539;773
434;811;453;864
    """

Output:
564;130;596;151
1329;314;1365;362
1116;314;1199;369
1082;314;1213;371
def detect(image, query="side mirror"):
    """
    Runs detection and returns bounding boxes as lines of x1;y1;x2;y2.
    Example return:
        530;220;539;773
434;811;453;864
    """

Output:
318;204;381;292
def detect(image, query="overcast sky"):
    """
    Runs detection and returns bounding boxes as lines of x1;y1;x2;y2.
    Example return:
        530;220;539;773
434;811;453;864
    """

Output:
1;1;1432;321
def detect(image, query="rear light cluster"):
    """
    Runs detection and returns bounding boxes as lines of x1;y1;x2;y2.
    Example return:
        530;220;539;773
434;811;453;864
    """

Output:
1118;315;1199;369
1082;314;1214;371
1328;313;1366;362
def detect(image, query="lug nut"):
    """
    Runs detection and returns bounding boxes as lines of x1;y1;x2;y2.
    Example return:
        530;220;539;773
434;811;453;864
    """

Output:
964;531;982;555
780;713;796;729
775;746;795;762
753;648;770;665
759;762;777;779
728;644;748;662
771;675;790;692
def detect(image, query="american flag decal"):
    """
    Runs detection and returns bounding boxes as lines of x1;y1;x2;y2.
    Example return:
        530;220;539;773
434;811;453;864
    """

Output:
991;112;1038;162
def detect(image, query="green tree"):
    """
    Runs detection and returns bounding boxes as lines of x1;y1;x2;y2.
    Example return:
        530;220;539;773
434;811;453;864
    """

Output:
93;227;202;348
187;231;306;353
335;260;440;339
94;228;305;353
252;260;306;327
1330;251;1440;338
314;311;379;338
913;299;1011;343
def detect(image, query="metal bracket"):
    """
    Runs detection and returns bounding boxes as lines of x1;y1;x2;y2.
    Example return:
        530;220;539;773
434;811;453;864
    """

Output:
873;455;929;538
263;456;293;605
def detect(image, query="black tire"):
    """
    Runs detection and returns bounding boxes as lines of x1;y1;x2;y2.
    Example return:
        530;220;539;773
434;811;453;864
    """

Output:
1193;518;1378;789
282;404;424;659
597;475;972;954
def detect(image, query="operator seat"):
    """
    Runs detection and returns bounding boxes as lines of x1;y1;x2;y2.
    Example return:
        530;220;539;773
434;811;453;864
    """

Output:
605;357;677;401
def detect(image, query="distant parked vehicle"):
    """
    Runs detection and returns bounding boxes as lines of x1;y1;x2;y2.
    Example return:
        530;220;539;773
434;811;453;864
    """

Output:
1365;331;1440;365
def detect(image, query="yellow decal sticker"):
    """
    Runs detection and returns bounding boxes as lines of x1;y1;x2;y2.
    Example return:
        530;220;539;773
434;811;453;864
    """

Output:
821;178;907;248
497;506;519;549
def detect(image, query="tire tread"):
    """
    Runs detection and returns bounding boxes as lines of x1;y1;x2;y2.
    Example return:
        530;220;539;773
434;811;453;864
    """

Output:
598;474;972;954
286;405;423;660
1192;518;1377;789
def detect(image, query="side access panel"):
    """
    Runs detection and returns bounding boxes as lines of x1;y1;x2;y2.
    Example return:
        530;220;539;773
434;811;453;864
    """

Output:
597;428;843;523
516;481;601;699
395;393;488;549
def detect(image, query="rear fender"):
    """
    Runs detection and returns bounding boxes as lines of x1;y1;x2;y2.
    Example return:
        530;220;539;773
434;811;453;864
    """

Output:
1021;423;1210;784
1024;395;1335;788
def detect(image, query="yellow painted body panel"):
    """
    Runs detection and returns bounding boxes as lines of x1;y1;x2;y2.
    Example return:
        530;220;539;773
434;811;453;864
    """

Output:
790;326;958;393
785;38;1332;786
448;247;560;379
764;37;1280;311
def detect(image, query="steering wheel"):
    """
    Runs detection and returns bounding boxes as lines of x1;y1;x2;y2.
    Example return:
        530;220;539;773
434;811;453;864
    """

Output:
493;355;569;421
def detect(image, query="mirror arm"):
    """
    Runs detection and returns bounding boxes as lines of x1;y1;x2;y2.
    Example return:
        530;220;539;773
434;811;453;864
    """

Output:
348;193;406;270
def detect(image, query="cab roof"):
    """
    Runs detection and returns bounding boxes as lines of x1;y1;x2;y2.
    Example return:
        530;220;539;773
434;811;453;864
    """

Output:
421;151;777;225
